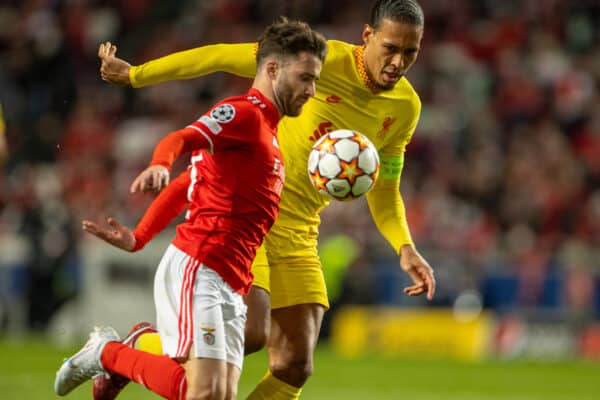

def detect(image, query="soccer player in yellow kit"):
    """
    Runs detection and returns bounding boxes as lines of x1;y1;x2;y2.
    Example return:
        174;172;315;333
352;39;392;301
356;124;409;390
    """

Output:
98;1;435;399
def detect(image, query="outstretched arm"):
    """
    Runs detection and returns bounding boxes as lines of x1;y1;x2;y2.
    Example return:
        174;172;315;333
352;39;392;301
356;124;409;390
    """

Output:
98;41;257;87
366;158;436;301
83;170;191;251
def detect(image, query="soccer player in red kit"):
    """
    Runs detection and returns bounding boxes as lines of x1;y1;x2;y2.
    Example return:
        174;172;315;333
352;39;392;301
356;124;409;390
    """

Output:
54;18;327;400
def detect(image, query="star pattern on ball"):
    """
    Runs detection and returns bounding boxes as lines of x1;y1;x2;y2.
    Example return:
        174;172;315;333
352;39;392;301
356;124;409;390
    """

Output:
310;169;328;192
318;136;338;153
338;158;365;185
353;132;371;151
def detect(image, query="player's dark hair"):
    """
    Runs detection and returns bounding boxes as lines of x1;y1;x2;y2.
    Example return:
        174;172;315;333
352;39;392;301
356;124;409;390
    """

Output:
369;0;424;29
256;17;327;67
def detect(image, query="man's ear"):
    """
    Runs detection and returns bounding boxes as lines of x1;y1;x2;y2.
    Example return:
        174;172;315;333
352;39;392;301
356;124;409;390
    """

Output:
266;59;279;78
362;23;374;44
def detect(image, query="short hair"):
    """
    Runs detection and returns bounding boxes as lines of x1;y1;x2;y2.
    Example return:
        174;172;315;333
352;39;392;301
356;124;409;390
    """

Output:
369;0;424;29
256;17;328;67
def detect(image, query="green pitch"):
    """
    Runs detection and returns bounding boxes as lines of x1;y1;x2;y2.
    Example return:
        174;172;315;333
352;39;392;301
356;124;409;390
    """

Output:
1;337;599;400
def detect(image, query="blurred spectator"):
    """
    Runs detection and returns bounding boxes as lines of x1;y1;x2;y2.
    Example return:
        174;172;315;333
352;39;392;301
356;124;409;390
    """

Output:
0;102;7;164
0;0;599;331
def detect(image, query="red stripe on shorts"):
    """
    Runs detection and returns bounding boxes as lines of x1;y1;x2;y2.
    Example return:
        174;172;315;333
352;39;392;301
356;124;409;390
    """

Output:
176;258;201;357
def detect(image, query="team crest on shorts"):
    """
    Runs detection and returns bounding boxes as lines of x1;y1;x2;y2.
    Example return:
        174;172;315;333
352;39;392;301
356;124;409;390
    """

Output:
211;104;235;123
202;327;216;345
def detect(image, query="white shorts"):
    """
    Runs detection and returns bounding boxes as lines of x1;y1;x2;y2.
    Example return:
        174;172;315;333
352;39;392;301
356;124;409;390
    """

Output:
153;244;247;370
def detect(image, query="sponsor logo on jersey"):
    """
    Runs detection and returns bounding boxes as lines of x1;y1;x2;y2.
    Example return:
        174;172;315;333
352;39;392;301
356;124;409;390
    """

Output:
202;327;216;345
309;121;334;142
376;116;397;139
326;94;342;104
199;115;222;134
211;104;235;123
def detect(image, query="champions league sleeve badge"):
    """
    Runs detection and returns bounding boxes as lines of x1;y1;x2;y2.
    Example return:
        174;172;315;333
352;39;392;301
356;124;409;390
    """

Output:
210;104;236;123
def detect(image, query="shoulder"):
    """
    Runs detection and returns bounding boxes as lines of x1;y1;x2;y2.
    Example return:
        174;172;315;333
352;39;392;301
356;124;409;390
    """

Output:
390;78;422;117
208;95;261;127
323;40;355;64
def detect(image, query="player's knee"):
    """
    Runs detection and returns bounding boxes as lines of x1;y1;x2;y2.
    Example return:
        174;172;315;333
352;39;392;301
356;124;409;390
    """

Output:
271;357;313;387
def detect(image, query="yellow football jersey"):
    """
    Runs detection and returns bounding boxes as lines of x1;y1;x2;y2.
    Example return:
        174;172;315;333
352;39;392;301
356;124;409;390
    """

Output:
130;40;420;252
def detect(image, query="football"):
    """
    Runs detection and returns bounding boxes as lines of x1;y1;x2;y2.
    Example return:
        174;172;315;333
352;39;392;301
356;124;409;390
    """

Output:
308;129;380;201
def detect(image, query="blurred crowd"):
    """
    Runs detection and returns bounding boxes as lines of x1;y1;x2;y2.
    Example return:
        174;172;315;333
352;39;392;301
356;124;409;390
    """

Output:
0;0;599;331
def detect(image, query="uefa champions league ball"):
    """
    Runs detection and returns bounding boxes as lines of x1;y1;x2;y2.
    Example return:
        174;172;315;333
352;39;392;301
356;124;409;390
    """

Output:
308;129;380;201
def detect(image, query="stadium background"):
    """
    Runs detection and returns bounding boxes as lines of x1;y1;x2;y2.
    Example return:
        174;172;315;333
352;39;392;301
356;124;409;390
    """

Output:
0;0;599;398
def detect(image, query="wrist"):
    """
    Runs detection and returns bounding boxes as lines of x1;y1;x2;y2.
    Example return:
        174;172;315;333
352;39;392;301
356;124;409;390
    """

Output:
131;232;144;252
149;162;171;171
399;243;416;256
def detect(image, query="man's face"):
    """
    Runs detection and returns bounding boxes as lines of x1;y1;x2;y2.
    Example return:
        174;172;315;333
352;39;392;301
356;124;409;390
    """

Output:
362;18;423;91
273;52;322;117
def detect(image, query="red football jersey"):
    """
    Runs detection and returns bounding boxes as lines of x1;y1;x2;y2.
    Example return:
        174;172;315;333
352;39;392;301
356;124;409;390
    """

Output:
135;88;284;294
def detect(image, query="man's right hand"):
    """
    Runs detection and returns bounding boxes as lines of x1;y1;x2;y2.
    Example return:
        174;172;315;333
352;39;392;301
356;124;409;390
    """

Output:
130;165;170;194
98;41;132;86
82;217;136;251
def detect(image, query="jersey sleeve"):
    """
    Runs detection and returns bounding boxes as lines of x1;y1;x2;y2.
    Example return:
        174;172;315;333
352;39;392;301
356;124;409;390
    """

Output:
186;99;260;154
367;91;421;252
132;170;191;251
366;177;413;253
130;43;257;88
379;94;421;157
149;127;212;170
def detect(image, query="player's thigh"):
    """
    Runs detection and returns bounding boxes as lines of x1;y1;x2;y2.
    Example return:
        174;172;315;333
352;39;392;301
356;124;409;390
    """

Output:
184;357;227;399
247;244;271;327
268;303;325;367
269;260;330;310
153;244;198;354
246;244;271;352
264;232;329;310
243;285;270;354
157;260;230;361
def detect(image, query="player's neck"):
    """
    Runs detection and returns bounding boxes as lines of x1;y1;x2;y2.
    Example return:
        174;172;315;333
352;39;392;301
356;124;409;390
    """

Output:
252;76;282;117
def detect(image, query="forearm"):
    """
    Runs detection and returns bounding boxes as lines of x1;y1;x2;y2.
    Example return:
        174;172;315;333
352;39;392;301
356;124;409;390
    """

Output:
130;43;257;88
366;177;414;253
132;171;190;250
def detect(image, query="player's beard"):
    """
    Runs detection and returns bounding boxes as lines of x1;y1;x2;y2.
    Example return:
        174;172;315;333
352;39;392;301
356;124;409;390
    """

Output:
273;76;303;117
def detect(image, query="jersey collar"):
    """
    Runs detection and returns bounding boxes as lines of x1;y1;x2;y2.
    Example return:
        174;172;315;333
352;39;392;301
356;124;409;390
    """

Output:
248;88;280;129
353;45;380;93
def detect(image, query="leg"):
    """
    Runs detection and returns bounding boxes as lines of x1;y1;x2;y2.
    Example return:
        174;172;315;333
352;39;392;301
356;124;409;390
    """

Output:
246;230;329;399
244;244;272;355
55;327;187;400
244;285;271;355
183;358;227;400
268;303;325;387
245;304;325;400
225;363;242;400
93;322;157;400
